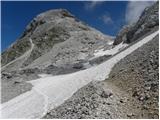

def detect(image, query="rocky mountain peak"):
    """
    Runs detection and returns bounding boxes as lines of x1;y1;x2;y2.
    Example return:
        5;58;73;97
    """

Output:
21;9;74;38
37;9;74;20
2;8;113;72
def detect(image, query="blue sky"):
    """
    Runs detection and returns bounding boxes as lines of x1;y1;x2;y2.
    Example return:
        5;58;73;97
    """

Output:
1;1;155;51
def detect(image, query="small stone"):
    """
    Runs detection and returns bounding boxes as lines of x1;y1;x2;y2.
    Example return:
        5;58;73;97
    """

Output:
145;86;151;90
101;90;113;98
102;101;106;104
120;99;124;103
145;93;150;99
2;72;12;79
139;96;144;101
153;114;159;119
14;79;23;84
73;63;83;69
67;107;72;110
143;105;149;110
106;112;110;116
132;90;139;97
119;68;124;72
106;102;111;105
127;113;134;117
131;68;134;72
82;109;89;115
111;75;115;78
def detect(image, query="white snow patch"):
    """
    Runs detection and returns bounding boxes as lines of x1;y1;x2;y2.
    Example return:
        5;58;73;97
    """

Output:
107;41;114;45
94;42;128;58
1;31;158;118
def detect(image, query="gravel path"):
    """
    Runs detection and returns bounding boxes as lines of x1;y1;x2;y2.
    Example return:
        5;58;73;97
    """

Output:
1;38;35;103
2;38;35;71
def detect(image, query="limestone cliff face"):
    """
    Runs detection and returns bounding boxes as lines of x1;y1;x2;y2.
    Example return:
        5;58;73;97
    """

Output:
114;2;159;45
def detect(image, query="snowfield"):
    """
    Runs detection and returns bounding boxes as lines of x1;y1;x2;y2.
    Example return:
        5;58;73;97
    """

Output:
0;31;159;118
93;42;128;58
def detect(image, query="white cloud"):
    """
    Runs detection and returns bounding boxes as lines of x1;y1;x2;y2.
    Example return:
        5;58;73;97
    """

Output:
84;1;103;10
101;14;113;25
125;1;155;24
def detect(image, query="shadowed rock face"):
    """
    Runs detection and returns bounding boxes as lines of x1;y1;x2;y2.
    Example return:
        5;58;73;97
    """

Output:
114;2;159;45
2;9;113;71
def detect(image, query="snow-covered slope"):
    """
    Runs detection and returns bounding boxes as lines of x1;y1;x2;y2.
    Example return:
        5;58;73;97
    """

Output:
1;30;158;119
93;42;128;58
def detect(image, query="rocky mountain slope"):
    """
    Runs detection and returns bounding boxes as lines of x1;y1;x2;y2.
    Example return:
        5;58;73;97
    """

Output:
44;2;159;119
2;9;113;72
2;29;158;119
1;2;159;119
1;9;113;103
44;34;158;119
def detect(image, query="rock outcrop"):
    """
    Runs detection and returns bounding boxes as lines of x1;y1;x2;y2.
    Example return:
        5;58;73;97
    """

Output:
114;2;158;45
